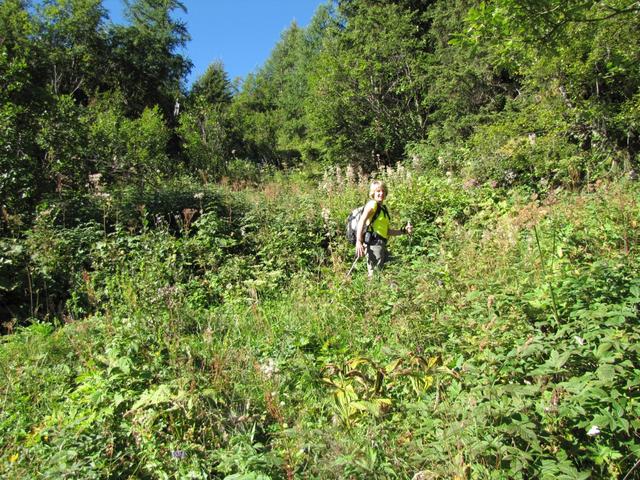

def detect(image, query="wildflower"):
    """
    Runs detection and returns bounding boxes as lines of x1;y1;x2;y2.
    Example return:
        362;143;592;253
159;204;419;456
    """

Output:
487;295;495;310
574;336;586;346
171;450;187;459
89;172;102;184
157;286;178;309
259;358;278;378
504;170;517;184
346;164;355;184
95;191;111;200
587;425;601;436
463;177;479;190
203;326;213;344
88;173;103;191
321;207;330;223
194;192;204;200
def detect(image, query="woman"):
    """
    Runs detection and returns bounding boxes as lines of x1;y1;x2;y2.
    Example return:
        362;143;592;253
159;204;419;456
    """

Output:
355;180;412;276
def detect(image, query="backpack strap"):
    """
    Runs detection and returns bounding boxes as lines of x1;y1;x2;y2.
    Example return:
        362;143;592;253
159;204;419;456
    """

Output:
379;203;389;220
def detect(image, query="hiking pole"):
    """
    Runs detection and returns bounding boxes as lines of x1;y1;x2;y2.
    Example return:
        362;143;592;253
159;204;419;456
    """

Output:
346;255;359;276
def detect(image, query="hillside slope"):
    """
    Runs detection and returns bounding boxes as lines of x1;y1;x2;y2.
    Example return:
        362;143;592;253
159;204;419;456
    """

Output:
2;169;639;479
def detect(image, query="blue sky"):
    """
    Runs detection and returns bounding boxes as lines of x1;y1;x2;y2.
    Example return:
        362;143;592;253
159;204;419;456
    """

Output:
103;0;327;87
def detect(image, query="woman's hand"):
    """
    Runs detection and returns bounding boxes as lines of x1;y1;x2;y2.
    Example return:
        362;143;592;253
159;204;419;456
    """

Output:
355;239;366;257
405;222;413;235
396;222;413;236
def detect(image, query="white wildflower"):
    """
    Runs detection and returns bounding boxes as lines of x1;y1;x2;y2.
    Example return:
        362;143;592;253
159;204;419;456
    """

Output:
321;207;330;223
587;425;601;436
504;170;517;184
346;164;355;184
574;336;585;346
95;192;111;200
259;358;278;378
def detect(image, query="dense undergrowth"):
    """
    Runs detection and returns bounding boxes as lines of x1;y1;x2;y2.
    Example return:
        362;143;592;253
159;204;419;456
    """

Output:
1;166;639;479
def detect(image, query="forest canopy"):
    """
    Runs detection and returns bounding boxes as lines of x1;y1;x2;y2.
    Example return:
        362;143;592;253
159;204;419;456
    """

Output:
2;0;639;230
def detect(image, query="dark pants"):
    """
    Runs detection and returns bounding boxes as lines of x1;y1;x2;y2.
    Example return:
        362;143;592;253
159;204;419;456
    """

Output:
365;237;388;275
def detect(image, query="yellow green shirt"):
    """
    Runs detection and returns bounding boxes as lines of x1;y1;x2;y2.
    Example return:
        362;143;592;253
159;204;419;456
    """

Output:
368;200;389;239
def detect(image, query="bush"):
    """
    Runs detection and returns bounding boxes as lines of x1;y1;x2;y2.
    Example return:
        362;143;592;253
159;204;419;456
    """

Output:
87;97;171;187
24;209;103;321
178;101;236;179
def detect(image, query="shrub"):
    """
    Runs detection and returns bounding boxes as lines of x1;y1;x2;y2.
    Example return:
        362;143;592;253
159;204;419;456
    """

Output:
87;97;171;187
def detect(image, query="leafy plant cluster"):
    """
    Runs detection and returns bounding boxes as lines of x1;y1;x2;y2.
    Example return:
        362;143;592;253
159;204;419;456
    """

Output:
2;167;639;478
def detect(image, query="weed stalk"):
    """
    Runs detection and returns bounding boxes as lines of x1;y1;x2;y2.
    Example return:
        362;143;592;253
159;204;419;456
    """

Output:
533;225;560;325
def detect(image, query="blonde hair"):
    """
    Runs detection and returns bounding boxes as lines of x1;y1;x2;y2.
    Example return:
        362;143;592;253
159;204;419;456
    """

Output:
368;180;388;199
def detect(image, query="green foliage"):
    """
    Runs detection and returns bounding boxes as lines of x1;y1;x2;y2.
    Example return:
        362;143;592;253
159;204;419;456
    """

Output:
226;4;332;166
108;0;191;117
178;99;236;179
0;0;46;222
85;91;129;184
34;0;108;98
100;179;229;232
189;61;234;106
0;0;190;229
0;99;39;226
126;106;172;182
417;0;520;169
306;2;429;166
247;190;327;286
0;237;28;330
180;63;238;180
23;209;103;320
87;98;171;186
3;168;639;478
36;94;90;192
464;97;588;187
4;0;640;477
457;0;640;182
